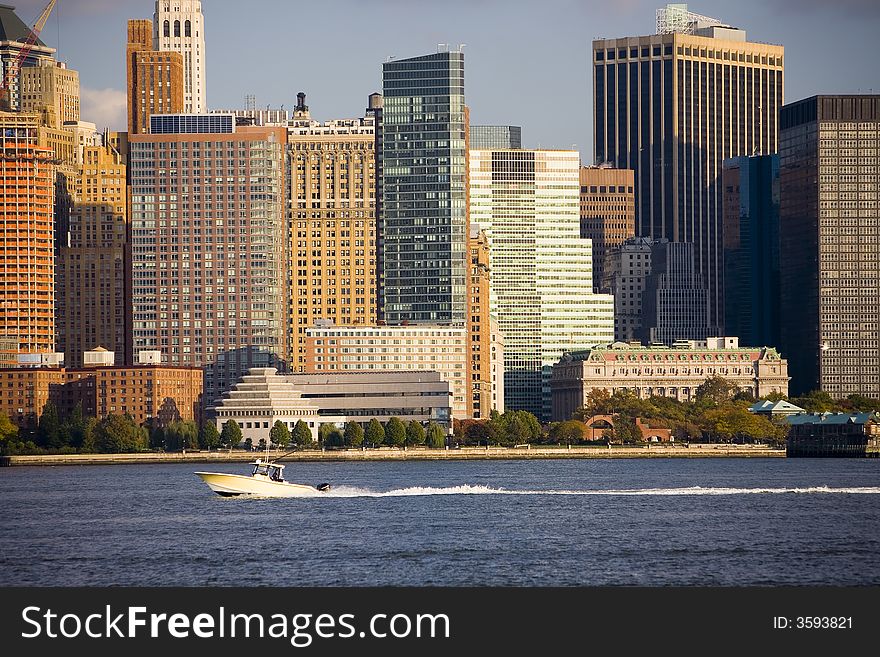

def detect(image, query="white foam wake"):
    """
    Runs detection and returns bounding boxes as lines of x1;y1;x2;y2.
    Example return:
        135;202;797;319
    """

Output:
319;484;880;498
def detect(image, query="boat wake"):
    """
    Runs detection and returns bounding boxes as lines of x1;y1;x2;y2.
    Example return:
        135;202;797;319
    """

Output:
317;484;880;498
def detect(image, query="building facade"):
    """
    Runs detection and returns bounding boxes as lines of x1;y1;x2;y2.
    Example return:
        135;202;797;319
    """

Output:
302;324;469;418
550;337;790;421
287;95;377;371
0;112;56;360
593;5;784;330
605;236;657;341
153;0;205;114
722;154;780;348
211;367;453;442
0;4;56;111
469;125;522;150
381;51;467;324
56;143;129;368
642;240;714;345
779;95;880;397
467;224;493;418
127;19;184;135
579;166;636;293
129;115;288;407
18;59;79;129
470;148;615;420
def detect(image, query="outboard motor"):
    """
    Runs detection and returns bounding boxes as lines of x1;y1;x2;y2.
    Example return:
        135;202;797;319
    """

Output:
316;482;331;492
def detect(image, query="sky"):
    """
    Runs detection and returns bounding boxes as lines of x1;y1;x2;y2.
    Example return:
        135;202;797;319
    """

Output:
11;0;880;162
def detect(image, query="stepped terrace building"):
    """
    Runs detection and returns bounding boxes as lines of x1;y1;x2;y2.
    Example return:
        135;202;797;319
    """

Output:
550;336;789;421
211;367;453;443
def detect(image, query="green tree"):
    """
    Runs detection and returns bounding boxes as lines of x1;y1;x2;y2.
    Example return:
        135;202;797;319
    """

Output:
574;387;613;420
200;422;221;450
426;422;446;449
0;412;19;454
244;437;253;452
384;417;406;447
792;390;837;413
36;401;63;449
344;421;364;447
292;420;313;447
164;420;198;451
269;420;291;448
220;420;243;451
364;418;385;446
92;414;148;453
319;423;343;447
549;420;587;445
60;402;92;450
695;375;737;405
406;420;425;446
257;438;267;452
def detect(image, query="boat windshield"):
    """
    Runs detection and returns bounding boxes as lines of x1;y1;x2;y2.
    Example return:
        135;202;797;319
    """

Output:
268;466;284;482
252;464;270;476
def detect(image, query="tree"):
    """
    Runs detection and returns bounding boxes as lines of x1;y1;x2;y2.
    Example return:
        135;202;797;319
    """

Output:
36;401;63;449
384;417;406;447
220;420;242;451
0;412;19;454
257;438;267;453
406;420;425;446
92;414;148;453
319;423;343;447
574;388;613;420
292;420;313;447
426;422;446;449
269;420;291;448
200;422;221;450
695;375;736;405
244;437;253;452
164;420;198;451
344;421;364;447
550;420;587;445
364;418;385;446
792;390;837;414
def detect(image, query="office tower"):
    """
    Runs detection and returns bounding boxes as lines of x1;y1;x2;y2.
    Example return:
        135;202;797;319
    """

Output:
18;59;79;129
642;240;714;346
153;0;205;114
0;112;56;360
0;4;56;111
127;19;184;134
469;125;522;150
129;114;287;405
468;224;494;418
470;148;614;420
606;236;658;341
779;95;880;397
287;93;377;371
56;143;128;368
722;154;780;348
381;50;467;324
593;3;784;330
579;166;636;293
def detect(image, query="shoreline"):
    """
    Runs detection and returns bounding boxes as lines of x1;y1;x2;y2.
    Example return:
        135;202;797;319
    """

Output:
1;444;785;466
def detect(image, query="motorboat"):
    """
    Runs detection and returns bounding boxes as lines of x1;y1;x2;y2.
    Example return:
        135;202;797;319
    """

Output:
195;459;331;498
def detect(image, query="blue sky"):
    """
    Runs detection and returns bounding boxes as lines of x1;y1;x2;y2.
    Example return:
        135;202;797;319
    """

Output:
13;0;880;161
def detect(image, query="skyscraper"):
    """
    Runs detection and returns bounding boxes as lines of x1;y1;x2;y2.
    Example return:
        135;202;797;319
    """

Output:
470;148;614;420
593;3;784;330
381;50;467;324
469;125;522;150
153;0;206;114
0;112;56;360
127;18;184;134
129;114;287;405
779;95;880;397
0;4;56;111
18;59;79;129
579;166;636;293
287;94;378;371
722;154;780;348
605;236;658;342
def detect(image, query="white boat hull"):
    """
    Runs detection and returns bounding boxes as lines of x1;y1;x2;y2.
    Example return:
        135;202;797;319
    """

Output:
195;472;326;498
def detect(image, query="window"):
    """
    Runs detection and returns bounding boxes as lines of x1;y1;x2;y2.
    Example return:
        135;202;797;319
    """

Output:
163;20;169;37
174;20;180;37
185;20;191;37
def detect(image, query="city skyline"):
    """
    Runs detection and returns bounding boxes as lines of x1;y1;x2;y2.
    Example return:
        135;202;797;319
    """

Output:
7;0;878;163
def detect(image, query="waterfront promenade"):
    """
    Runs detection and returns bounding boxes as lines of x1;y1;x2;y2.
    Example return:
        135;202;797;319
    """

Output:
2;444;784;466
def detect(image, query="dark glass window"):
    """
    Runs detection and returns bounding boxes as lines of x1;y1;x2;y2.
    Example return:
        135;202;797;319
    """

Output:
630;48;638;58
618;49;627;59
596;51;604;61
174;20;180;37
607;50;615;60
653;46;661;56
185;20;191;37
641;47;649;57
664;45;673;55
163;20;169;37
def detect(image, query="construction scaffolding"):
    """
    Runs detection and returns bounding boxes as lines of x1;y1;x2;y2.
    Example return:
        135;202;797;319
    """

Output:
656;3;723;35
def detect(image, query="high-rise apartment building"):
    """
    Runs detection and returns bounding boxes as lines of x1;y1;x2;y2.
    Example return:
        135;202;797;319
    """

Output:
381;50;467;324
287;94;377;371
468;224;492;418
469;125;522;150
642;240;714;346
153;0;205;114
0;112;56;360
0;4;56;111
779;95;880;397
579;166;636;293
18;59;79;129
129;114;288;405
56;143;129;367
470;148;614;420
606;236;658;341
722;154;780;348
127;19;184;134
593;3;784;330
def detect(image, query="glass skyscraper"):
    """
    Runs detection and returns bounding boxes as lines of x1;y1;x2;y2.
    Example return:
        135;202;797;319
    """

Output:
470;125;522;150
381;51;467;324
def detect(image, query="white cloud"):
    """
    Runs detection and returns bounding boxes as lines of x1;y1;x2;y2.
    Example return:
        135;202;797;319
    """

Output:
79;86;126;131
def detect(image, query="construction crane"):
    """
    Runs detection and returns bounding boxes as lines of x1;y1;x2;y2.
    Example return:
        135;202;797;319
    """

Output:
0;0;58;111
